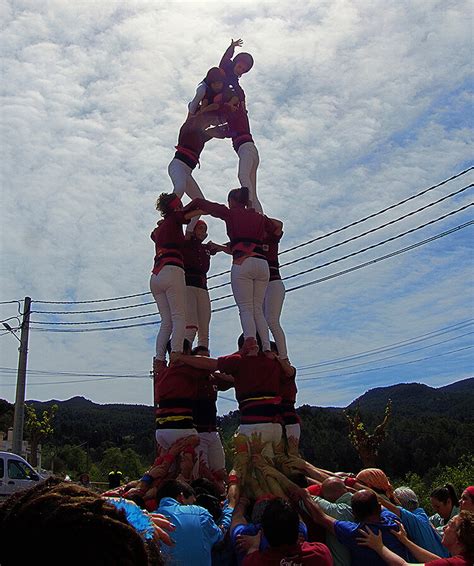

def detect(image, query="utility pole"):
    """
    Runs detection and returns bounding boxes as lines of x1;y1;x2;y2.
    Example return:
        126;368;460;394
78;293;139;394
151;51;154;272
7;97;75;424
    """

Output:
12;296;31;456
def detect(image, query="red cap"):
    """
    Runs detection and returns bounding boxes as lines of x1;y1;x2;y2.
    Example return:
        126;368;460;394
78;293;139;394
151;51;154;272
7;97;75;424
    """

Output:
306;484;322;496
465;486;474;497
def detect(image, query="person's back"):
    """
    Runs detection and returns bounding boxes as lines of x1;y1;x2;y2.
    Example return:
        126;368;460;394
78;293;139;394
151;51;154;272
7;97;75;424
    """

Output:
156;480;223;566
400;506;449;558
335;508;409;566
242;498;332;566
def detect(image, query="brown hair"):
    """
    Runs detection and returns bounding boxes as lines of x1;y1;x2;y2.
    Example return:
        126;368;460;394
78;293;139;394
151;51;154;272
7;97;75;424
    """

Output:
155;192;180;217
457;510;474;561
227;186;249;206
0;477;158;565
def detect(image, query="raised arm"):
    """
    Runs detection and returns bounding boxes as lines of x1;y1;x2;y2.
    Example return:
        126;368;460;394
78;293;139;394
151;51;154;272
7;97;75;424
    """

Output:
182;198;230;221
220;38;243;68
177;354;218;371
299;489;337;535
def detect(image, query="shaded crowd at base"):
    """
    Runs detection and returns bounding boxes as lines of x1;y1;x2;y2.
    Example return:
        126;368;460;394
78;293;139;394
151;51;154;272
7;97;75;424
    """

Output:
1;458;473;566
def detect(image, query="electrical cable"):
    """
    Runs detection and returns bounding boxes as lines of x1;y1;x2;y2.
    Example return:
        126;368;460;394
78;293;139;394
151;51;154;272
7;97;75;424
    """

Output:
297;331;473;376
30;168;473;305
297;345;473;382
297;320;473;369
27;217;473;331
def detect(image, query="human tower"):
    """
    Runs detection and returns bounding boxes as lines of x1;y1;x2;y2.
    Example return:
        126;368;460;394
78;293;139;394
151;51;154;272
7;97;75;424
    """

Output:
125;39;319;506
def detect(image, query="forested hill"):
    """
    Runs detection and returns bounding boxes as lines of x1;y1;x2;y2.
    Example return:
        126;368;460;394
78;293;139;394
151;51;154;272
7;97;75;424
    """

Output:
347;378;474;419
0;378;472;481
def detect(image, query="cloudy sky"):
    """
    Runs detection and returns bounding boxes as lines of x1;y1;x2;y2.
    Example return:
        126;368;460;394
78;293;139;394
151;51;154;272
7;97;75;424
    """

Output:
1;0;472;414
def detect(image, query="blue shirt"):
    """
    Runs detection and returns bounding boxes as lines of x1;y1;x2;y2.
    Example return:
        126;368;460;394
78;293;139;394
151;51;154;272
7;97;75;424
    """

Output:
231;521;308;565
157;497;223;566
400;507;449;558
334;509;410;566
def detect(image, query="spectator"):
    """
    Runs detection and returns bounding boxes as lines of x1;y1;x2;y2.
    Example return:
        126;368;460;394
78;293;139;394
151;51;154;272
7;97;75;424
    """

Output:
241;498;333;565
0;477;162;566
230;495;309;565
356;468;396;503
108;468;123;489
459;486;474;513
155;479;223;566
300;488;410;566
377;486;449;558
308;477;353;566
430;484;460;535
357;510;474;566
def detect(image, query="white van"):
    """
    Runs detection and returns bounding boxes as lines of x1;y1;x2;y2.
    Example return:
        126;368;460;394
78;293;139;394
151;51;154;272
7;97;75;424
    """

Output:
0;451;42;498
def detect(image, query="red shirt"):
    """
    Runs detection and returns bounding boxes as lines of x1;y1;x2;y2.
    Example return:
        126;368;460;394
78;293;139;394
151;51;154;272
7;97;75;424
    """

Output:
174;115;213;169
243;541;333;566
193;376;218;433
182;238;214;289
428;557;472;566
186;199;276;264
154;364;208;429
263;231;283;281
217;353;282;424
280;369;301;426
151;211;188;275
226;106;253;152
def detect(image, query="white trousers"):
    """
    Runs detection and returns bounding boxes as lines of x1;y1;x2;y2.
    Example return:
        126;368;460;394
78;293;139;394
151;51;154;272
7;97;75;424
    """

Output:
238;423;282;460
263;279;288;359
198;431;226;471
185;286;211;348
155;428;199;452
285;423;301;444
237;142;262;213
168;158;204;232
150;266;186;360
231;257;270;351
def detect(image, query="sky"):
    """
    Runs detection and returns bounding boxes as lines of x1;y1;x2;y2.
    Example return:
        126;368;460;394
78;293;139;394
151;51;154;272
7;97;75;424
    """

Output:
1;0;473;415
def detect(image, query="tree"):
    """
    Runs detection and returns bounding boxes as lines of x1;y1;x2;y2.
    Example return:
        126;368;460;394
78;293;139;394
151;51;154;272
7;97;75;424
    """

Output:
24;404;57;467
345;399;392;468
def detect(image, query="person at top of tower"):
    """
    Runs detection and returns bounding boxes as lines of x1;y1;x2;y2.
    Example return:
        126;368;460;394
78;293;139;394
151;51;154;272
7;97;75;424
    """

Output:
219;38;254;105
188;66;239;118
183;187;280;352
194;38;260;213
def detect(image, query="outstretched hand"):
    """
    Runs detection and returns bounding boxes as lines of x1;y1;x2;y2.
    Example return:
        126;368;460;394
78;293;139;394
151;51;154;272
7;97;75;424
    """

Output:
356;527;383;552
150;513;176;547
231;38;243;48
391;520;409;544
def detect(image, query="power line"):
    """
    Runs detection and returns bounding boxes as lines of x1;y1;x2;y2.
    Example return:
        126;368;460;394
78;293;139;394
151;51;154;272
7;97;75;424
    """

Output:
31;312;158;325
282;203;473;283
2;345;470;387
279;166;473;256
29;167;473;305
297;345;473;382
297;320;473;369
285;218;473;293
32;301;156;316
3;319;471;378
297;331;473;376
27;217;474;331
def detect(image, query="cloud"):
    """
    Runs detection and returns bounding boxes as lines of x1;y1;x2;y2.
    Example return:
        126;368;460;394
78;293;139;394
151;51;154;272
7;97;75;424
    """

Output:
1;0;472;410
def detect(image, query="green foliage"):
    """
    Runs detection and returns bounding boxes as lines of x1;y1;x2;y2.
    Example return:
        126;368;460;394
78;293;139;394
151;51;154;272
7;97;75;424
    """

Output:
395;454;474;514
98;447;147;482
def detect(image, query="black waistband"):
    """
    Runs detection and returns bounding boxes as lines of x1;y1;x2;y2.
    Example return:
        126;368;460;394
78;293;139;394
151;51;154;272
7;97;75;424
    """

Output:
158;398;194;409
175;151;198;170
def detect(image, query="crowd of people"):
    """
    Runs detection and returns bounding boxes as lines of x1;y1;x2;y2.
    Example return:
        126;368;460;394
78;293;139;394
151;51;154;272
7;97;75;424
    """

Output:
2;39;473;566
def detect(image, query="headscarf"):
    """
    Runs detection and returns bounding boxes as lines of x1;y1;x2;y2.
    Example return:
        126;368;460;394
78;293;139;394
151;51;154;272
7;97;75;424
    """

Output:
356;468;395;501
